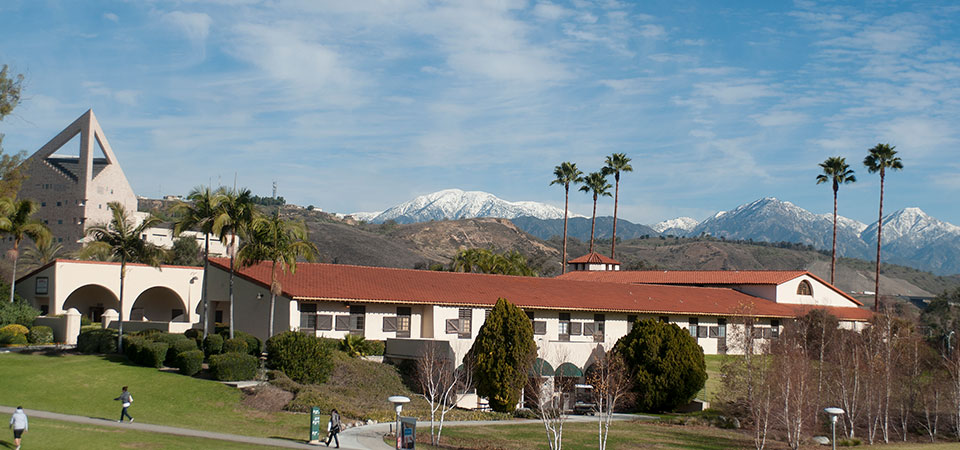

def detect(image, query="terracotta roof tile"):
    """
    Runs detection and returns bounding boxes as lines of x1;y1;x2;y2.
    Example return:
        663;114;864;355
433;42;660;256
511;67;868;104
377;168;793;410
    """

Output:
567;252;621;265
211;258;870;321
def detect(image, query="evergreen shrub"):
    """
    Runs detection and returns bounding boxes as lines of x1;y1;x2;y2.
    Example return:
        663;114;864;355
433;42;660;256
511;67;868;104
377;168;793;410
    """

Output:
220;330;261;356
265;331;334;384
223;337;248;354
166;338;198;366
0;330;27;346
0;301;40;327
77;329;117;353
141;342;169;368
210;352;258;381
0;324;29;336
28;325;53;344
184;329;202;346
467;297;536;413
203;334;223;358
176;349;205;376
612;318;707;412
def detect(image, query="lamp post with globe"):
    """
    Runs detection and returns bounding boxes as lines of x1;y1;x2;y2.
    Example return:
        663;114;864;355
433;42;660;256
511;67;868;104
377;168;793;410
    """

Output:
824;407;845;450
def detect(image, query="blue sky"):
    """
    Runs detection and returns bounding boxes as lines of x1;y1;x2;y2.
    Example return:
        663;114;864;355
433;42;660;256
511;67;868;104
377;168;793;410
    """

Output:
1;0;958;226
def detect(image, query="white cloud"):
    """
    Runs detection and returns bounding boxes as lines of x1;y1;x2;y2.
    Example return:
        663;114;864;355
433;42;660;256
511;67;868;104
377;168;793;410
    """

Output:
693;80;779;104
82;81;140;106
879;117;957;156
532;2;570;21
752;110;808;127
638;24;666;39
162;11;212;43
103;12;119;23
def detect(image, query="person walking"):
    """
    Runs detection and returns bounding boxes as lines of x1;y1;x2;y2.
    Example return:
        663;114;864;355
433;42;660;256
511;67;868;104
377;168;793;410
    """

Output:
9;406;27;450
325;408;341;448
114;386;134;423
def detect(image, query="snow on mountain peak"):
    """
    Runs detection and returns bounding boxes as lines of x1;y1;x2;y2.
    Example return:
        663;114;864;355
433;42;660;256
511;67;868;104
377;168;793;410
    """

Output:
652;217;699;233
352;189;576;223
865;207;960;243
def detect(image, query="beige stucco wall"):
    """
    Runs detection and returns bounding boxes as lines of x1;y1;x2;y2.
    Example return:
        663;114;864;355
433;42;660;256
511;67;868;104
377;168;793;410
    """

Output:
775;275;857;307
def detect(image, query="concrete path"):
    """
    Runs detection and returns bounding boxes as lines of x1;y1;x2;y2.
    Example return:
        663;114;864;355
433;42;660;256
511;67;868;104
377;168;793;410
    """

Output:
1;405;649;450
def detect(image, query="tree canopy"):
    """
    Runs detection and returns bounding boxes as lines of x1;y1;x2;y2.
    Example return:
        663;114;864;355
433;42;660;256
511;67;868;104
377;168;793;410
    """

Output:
467;297;536;412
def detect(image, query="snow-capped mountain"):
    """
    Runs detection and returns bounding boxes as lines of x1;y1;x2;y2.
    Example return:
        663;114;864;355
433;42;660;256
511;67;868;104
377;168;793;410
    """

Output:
860;207;960;275
688;198;872;259
652;217;699;234
352;189;576;224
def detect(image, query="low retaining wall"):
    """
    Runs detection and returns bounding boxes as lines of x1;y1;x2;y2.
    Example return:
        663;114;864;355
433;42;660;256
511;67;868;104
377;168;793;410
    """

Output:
34;308;81;345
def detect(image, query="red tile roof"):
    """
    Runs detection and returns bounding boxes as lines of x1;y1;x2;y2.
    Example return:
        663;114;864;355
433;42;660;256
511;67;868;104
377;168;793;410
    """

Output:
210;258;871;321
556;269;864;306
567;252;621;265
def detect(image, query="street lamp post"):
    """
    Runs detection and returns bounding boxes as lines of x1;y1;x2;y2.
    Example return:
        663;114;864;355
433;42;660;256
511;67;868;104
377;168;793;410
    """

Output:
824;407;845;450
388;395;410;450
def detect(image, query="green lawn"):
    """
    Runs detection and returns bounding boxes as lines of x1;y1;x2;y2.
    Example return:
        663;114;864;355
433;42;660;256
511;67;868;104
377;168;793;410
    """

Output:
398;420;755;450
0;417;288;450
0;352;313;442
697;354;724;402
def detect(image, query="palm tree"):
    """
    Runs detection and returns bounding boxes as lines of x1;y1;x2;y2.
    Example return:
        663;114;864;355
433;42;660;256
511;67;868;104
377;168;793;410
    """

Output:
20;239;63;272
237;211;317;338
816;157;856;285
1;198;51;302
579;171;612;254
863;144;903;311
173;185;225;339
214;187;257;340
602;153;633;260
82;202;163;351
550;162;583;274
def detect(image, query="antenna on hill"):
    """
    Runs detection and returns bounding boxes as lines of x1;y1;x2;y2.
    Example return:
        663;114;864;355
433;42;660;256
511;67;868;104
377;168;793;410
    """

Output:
272;181;277;199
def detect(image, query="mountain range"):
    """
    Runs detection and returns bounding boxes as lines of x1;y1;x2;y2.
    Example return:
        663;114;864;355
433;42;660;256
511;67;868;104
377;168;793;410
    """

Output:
347;190;960;276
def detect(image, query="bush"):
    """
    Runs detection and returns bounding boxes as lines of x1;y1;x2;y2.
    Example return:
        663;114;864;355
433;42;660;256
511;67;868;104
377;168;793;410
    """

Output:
223;338;248;354
612;318;707;412
28;326;53;344
184;329;202;345
0;330;27;347
123;335;147;361
203;334;224;358
140;341;170;368
265;331;334;384
133;328;163;338
166;338;198;367
467;297;536;413
210;352;258;381
0;300;40;328
176;349;205;376
77;329;118;353
0;324;29;336
221;330;261;356
80;315;92;326
363;340;385;356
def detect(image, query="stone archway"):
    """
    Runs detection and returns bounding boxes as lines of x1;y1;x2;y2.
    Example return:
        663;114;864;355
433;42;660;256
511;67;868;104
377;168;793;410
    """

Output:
131;286;188;322
63;284;119;323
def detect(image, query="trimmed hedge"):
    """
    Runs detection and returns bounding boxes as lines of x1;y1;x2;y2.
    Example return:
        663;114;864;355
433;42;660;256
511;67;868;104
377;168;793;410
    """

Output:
123;336;147;361
0;330;27;347
265;331;334;384
176;349;205;376
223;338;248;354
209;352;258;381
28;326;54;344
0;324;29;336
203;334;224;358
220;330;261;356
141;342;170;368
364;340;385;356
77;329;118;354
184;329;202;346
166;338;198;367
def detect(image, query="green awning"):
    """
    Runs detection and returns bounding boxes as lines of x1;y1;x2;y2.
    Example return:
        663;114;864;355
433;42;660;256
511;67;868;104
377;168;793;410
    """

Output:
555;362;583;378
528;358;555;376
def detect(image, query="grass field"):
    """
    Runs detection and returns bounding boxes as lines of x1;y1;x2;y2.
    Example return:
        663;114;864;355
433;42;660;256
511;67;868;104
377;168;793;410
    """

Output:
697;354;724;402
397;420;755;450
0;417;289;450
0;352;312;441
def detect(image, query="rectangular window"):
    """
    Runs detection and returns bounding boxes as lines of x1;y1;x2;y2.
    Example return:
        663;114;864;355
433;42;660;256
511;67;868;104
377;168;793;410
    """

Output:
627;315;637;332
558;313;571;341
771;320;780;338
56;201;62;206
397;307;411;338
300;303;318;330
594;314;605;342
458;308;472;339
533;321;547;335
688;318;698;337
718;318;727;338
350;305;365;332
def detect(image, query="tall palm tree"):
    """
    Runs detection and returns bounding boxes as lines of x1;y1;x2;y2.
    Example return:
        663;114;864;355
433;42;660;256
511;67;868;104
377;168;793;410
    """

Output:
602;153;633;260
214;187;256;340
82;202;163;351
816;157;856;285
550;162;583;274
173;185;225;339
20;239;63;272
237;211;317;338
579;171;612;254
863;144;903;311
1;198;51;302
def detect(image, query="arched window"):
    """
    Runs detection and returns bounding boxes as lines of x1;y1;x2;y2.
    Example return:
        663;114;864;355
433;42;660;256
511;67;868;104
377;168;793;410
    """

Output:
796;280;813;296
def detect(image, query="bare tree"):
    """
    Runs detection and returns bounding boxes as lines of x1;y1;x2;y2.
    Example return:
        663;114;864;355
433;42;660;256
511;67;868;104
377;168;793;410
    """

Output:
918;351;945;442
416;342;473;446
944;342;960;441
587;349;632;450
831;328;866;439
720;308;773;450
770;324;813;450
528;345;569;450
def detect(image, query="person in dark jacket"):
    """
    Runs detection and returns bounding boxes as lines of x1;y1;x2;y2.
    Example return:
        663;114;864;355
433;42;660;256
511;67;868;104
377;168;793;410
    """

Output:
9;406;27;450
114;386;134;423
325;408;341;448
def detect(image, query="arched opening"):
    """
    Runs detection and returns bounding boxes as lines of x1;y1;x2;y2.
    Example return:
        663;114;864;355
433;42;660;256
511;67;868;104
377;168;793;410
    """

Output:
131;286;188;322
797;280;813;296
63;284;119;323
